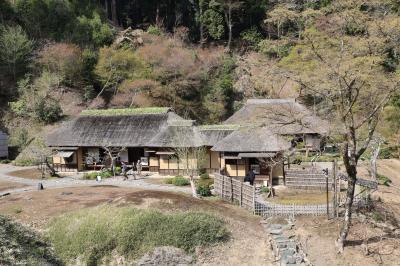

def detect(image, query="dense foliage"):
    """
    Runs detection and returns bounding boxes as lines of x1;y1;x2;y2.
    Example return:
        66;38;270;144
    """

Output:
48;206;228;265
0;0;399;159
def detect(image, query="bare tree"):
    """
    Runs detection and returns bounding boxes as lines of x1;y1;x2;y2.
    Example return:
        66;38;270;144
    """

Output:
172;126;207;198
102;146;126;176
283;32;399;251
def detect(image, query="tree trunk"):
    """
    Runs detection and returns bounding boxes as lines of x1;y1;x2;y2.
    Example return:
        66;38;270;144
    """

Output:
111;0;118;26
190;175;198;198
104;0;109;20
45;157;56;177
227;6;232;51
336;157;357;252
370;145;380;180
199;5;205;47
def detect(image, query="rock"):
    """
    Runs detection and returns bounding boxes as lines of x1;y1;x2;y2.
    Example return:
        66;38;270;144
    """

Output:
274;235;289;242
281;254;296;264
61;192;73;195
270;229;283;235
280;248;296;257
137;246;193;266
269;224;283;230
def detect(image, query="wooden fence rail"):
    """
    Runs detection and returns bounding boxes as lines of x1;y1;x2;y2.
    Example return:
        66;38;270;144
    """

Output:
214;173;255;211
254;201;331;217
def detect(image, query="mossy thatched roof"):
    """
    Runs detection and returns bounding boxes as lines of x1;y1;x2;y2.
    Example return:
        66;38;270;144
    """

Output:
80;107;171;116
47;109;185;147
224;99;329;135
211;127;291;152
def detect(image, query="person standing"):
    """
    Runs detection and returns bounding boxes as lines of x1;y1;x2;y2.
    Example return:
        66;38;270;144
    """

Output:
122;161;128;181
248;169;256;186
136;159;142;177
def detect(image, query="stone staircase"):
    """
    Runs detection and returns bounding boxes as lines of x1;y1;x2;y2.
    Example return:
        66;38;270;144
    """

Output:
285;167;332;190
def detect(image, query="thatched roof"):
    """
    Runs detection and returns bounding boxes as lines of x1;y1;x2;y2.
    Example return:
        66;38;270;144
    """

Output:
147;126;205;148
224;99;329;135
211;127;291;152
47;108;185;147
197;124;239;146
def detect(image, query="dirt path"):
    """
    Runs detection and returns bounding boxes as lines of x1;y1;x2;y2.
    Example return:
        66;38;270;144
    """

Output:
0;164;191;195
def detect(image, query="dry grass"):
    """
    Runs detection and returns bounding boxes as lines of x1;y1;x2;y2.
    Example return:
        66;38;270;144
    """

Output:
265;187;331;205
6;169;43;180
0;187;269;265
0;181;27;192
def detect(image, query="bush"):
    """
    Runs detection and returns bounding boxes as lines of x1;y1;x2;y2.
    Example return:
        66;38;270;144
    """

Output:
200;173;210;180
83;170;113;180
114;166;121;175
260;186;270;194
165;176;190;186
240;27;263;48
47;206;228;265
379;146;398;159
38;43;84;86
73;12;114;47
258;39;294;58
147;25;163;35
377;174;392;186
196;178;213;197
0;215;62;265
34;98;63;124
196;184;212;197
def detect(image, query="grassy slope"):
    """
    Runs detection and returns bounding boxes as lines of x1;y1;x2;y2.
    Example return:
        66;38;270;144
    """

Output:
0;215;62;266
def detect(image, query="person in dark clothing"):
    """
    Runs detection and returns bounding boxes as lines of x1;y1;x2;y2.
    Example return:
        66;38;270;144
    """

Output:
248;169;256;185
122;161;128;180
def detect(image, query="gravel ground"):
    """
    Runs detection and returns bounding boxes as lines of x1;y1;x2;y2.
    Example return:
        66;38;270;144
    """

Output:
0;164;191;195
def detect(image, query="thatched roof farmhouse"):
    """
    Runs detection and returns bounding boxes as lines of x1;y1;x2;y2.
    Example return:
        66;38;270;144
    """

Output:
46;99;329;183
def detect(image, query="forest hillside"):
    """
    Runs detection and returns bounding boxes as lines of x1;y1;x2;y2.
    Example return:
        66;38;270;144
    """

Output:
0;0;399;164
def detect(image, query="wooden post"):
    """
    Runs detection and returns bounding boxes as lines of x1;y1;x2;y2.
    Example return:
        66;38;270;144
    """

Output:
252;185;256;214
230;176;233;202
239;181;243;207
332;160;337;218
221;174;224;198
326;171;329;218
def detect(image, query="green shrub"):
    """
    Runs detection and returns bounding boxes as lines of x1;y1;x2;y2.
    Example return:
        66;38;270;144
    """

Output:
0;215;62;265
240;27;263;48
114;166;121;175
34;98;63;124
378;146;398;159
83;170;113;180
200;173;210;180
174;176;190;186
0;159;11;164
196;178;213;197
47;206;228;264
165;178;173;184
260;186;270;194
165;176;190;186
377;174;392;186
258;39;294;58
197;184;212;197
147;25;163;35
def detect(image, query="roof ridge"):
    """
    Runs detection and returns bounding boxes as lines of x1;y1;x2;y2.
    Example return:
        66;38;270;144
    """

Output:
246;98;296;105
80;107;172;116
